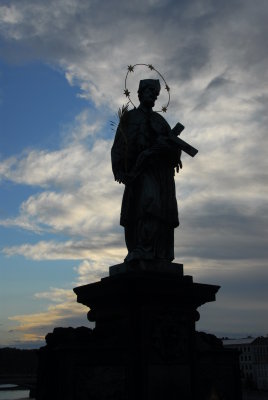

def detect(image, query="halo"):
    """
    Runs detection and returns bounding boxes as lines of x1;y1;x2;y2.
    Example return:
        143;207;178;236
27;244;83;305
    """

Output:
124;63;170;113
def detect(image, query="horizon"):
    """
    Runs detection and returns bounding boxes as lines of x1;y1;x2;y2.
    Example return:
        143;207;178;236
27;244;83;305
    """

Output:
1;332;266;350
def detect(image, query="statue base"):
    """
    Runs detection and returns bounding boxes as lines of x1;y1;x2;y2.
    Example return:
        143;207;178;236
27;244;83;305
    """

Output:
36;262;242;400
109;260;183;276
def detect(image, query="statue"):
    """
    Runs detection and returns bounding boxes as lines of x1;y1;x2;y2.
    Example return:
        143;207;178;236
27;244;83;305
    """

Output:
111;77;197;264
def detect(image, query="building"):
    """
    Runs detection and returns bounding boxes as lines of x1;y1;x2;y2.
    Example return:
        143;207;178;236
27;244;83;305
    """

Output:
223;336;268;390
252;337;268;390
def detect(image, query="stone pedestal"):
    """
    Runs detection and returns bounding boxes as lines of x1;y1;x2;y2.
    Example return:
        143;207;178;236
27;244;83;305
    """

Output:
73;263;240;400
36;263;242;400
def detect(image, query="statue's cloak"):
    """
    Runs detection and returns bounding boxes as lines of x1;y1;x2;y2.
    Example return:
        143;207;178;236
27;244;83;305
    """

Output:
111;107;179;229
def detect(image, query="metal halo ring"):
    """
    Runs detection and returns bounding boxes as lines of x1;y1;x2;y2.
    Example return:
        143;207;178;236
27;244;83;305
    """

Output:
124;63;170;113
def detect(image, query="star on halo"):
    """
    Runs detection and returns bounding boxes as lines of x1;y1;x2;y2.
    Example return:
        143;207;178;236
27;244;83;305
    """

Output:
123;63;171;112
124;89;130;97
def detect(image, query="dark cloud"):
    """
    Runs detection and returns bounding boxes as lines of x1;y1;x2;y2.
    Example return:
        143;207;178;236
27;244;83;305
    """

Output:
193;72;233;110
205;75;231;91
195;260;268;336
177;42;210;81
1;0;267;117
176;200;268;261
0;0;268;341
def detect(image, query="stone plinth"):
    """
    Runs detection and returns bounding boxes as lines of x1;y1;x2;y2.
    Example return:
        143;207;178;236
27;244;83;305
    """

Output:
36;263;242;400
73;263;232;400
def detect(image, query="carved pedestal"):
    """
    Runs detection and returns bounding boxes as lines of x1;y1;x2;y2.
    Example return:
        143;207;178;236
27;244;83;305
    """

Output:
36;263;242;400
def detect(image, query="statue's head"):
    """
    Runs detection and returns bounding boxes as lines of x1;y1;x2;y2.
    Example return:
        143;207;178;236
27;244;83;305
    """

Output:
138;79;161;108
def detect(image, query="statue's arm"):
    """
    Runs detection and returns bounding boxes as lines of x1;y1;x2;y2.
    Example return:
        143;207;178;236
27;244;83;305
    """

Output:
111;125;126;183
147;123;183;170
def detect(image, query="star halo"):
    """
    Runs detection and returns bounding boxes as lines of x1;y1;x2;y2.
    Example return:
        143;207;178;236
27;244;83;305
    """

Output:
124;64;171;113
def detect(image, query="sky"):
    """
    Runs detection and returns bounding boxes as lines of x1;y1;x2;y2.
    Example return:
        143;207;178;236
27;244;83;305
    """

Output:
0;0;267;348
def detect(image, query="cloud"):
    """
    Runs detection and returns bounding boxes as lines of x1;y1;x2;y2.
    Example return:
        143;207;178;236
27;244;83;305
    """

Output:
6;259;118;344
34;287;75;302
0;0;268;344
8;285;90;343
0;119;124;236
9;291;85;329
3;238;126;264
0;0;267;110
9;257;267;344
0;137;112;190
0;4;22;27
1;99;267;262
194;258;268;336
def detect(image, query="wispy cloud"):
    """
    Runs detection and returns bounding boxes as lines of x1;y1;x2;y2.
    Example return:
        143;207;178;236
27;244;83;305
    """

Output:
6;260;117;344
0;121;123;236
8;286;89;343
0;0;268;344
3;239;126;263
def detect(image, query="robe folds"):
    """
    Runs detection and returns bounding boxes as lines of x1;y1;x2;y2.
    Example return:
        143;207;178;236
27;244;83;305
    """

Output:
111;106;180;262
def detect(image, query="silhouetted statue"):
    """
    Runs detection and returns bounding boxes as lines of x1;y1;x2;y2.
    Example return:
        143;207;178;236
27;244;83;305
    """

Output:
111;79;197;263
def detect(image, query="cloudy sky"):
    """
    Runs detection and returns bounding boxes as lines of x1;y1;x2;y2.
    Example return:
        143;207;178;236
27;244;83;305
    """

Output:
0;0;267;348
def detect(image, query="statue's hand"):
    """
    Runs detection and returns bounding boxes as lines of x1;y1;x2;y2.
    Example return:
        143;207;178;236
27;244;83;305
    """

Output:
176;159;183;173
115;172;128;185
175;147;183;173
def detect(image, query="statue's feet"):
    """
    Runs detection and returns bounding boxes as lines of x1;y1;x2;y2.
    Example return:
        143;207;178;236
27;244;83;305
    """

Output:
124;248;154;263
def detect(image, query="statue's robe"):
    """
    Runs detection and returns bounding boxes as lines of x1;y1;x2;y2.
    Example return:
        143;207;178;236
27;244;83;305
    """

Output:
111;106;180;262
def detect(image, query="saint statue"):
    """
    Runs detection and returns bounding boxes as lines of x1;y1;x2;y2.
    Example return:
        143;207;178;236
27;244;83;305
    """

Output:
111;79;195;264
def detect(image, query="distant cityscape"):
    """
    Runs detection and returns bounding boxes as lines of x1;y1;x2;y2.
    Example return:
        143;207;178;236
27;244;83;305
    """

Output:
1;334;268;392
223;336;268;391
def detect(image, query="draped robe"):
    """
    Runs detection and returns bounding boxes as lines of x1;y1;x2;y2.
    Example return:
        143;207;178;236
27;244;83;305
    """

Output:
111;106;180;262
